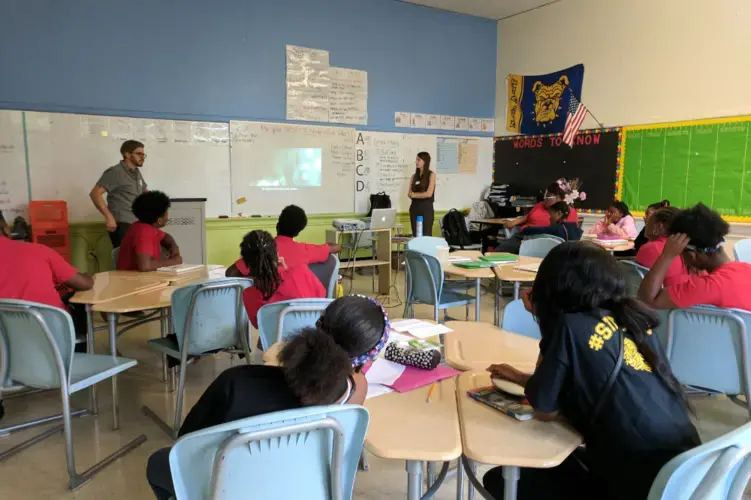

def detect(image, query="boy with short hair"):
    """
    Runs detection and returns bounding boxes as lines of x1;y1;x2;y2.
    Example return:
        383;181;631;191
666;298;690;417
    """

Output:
226;204;340;277
117;191;182;272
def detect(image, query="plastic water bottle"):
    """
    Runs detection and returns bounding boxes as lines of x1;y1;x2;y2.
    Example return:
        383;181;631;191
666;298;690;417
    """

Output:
415;216;424;238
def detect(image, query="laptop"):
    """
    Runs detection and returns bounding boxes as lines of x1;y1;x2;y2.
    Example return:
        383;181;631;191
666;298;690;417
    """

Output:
369;208;397;229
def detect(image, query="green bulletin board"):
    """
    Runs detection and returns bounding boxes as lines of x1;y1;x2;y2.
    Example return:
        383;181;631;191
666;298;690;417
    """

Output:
621;117;751;220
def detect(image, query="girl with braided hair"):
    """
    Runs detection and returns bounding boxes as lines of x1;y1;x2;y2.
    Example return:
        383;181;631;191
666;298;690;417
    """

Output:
239;230;325;328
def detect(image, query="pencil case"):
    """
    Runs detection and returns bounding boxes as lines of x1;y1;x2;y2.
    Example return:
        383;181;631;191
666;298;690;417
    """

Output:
384;343;441;370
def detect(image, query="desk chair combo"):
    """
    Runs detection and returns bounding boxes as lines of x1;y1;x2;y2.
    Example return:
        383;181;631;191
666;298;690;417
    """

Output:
256;298;333;351
734;239;751;263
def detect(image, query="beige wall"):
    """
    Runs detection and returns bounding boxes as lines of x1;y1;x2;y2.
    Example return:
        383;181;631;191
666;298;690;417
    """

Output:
495;0;751;135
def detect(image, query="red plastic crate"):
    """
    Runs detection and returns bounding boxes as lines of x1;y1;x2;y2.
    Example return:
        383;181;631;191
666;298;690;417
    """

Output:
30;200;71;263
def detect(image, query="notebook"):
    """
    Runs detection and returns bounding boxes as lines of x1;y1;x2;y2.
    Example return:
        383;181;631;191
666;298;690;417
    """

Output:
514;263;540;273
480;253;519;263
452;260;497;269
467;386;535;421
156;264;205;273
364;359;460;393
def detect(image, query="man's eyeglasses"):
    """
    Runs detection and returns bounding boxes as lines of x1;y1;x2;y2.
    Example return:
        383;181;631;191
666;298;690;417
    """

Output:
131;152;147;159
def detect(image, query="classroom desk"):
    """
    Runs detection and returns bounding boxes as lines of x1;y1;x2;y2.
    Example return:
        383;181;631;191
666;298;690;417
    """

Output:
327;227;392;295
582;235;636;254
443;322;539;373
443;250;496;323
490;255;541;301
456;371;582;500
364;378;462;500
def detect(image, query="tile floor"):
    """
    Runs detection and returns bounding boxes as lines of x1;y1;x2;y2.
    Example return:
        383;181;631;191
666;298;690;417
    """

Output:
0;273;748;499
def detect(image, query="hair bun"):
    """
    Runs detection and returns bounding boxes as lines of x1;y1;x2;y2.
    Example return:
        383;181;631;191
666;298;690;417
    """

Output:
662;200;670;207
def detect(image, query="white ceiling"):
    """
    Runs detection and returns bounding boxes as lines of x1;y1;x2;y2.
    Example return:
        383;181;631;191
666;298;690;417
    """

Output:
398;0;560;20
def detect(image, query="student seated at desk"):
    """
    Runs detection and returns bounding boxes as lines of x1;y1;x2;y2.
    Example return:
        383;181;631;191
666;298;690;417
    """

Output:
633;199;671;253
485;243;699;500
0;211;95;420
226;204;340;277
238;230;325;328
639;203;751;311
588;201;638;239
116;191;181;272
145;295;389;500
518;202;582;242
635;207;689;286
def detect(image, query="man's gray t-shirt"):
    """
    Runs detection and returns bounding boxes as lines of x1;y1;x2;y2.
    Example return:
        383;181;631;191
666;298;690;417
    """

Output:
96;161;147;224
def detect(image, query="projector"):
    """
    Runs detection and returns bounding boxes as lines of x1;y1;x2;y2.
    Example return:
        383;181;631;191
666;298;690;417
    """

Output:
333;219;366;231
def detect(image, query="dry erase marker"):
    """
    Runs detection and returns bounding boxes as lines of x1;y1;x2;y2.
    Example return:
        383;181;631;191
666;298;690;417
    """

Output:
426;382;438;403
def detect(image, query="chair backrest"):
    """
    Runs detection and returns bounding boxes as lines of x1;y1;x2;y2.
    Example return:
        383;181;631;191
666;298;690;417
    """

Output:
404;250;442;307
111;247;120;269
171;278;253;356
170;405;369;500
523;234;564;243
734;239;751;263
619;260;650;297
308;254;340;299
405;236;449;257
0;299;75;389
666;306;751;398
519;237;561;258
256;298;333;350
648;421;751;499
501;299;541;339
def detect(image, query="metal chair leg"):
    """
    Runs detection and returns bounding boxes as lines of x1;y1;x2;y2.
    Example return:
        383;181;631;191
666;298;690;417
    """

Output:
142;355;186;440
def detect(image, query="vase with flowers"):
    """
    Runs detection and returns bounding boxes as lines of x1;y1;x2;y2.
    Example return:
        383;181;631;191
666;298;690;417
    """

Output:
557;178;586;206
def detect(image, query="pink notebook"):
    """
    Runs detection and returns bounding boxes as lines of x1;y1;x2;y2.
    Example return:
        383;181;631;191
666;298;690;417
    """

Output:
364;363;460;393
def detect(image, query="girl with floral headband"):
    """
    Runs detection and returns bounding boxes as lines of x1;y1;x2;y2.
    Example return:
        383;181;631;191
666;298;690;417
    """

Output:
146;295;389;500
639;203;751;311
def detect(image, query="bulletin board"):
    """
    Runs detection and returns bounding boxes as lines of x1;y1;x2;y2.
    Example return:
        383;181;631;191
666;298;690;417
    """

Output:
620;116;751;220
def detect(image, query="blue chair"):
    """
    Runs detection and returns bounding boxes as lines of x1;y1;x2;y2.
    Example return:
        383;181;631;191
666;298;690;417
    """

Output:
734;238;751;263
501;299;540;339
519;237;561;258
523;234;565;244
619;260;650;297
143;278;253;439
648;421;751;499
170;405;369;500
666;306;751;418
0;299;143;490
308;254;340;298
403;250;475;322
406;236;449;256
256;298;333;351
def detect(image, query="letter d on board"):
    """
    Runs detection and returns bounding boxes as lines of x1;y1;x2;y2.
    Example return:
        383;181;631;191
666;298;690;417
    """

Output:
356;180;364;192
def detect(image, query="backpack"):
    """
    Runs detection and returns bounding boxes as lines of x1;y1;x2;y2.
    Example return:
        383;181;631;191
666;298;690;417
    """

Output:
442;209;472;248
368;192;391;216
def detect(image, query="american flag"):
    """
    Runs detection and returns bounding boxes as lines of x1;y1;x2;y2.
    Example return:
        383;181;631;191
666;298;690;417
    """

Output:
562;92;587;147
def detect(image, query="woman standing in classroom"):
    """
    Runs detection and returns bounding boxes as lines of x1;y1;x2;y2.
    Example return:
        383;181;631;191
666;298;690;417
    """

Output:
408;152;436;236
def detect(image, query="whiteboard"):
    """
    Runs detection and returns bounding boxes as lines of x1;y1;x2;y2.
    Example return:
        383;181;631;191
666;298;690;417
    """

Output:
0;110;29;220
25;112;231;220
354;131;492;213
230;121;355;215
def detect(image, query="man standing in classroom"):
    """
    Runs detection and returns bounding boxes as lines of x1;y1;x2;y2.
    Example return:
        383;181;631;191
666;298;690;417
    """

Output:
89;140;148;248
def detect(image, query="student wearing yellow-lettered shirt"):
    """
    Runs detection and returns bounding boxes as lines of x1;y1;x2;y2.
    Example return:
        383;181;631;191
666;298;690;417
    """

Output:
486;242;698;500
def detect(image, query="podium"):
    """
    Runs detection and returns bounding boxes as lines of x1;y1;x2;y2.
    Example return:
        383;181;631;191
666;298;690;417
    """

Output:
165;198;207;265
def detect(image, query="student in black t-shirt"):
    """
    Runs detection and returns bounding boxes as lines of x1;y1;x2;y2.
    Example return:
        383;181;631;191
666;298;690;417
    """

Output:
519;201;583;242
484;242;699;500
145;295;389;500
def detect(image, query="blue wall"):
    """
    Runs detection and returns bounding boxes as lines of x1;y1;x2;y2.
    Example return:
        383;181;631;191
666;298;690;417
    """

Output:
0;0;497;133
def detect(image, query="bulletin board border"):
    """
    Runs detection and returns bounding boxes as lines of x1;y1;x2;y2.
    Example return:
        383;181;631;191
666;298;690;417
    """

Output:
621;114;751;222
494;127;623;215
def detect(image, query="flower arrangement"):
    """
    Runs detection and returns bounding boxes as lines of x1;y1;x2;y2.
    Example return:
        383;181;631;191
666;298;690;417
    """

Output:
557;178;586;206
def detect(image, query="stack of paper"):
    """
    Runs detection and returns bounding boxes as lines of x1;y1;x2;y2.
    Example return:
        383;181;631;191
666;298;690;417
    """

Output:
514;263;541;273
157;264;205;273
447;256;473;263
390;319;453;339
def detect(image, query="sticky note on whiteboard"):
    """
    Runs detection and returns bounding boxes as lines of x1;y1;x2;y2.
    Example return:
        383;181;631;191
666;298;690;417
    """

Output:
101;131;108;137
236;197;247;205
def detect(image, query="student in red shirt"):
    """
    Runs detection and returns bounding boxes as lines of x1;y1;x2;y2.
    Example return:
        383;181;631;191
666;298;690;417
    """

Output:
635;207;690;286
639;203;751;310
117;191;181;271
238;230;325;328
226;205;340;277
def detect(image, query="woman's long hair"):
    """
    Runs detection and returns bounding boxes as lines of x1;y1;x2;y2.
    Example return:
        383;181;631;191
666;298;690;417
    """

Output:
414;152;431;192
240;230;282;300
531;242;685;401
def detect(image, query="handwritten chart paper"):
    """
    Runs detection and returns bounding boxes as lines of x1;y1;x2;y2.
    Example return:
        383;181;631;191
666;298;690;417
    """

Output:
458;140;479;174
286;45;330;122
436;137;459;174
329;67;368;125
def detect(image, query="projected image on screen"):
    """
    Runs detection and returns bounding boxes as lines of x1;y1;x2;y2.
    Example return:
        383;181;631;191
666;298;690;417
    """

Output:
256;148;322;190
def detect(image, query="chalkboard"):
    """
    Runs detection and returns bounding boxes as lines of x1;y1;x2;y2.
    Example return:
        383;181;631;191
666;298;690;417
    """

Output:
621;118;751;219
493;129;621;211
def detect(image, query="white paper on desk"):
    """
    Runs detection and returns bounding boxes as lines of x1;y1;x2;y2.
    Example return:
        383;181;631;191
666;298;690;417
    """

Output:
366;359;405;386
366;383;394;399
208;267;227;279
390;319;423;332
447;256;473;263
388;331;415;344
407;323;453;339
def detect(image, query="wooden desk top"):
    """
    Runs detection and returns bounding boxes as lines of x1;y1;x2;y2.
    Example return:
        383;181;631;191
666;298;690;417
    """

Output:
92;286;177;313
443;321;539;373
582;235;636;253
70;271;169;305
365;377;462;462
443;250;496;279
491;255;542;283
457;371;582;467
471;218;512;225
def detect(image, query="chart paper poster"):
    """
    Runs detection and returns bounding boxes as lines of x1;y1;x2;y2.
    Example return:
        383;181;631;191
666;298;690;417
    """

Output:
286;45;330;122
455;117;469;131
426;114;440;129
411;113;426;129
395;112;411;128
329;67;368;125
440;115;455;130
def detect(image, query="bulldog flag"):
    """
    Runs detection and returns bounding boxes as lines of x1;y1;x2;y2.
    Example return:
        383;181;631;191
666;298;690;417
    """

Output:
506;64;584;134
